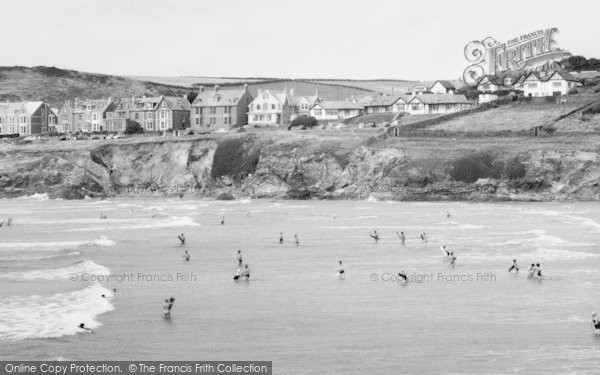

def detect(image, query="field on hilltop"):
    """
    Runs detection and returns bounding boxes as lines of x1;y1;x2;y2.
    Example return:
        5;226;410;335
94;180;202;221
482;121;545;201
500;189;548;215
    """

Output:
0;66;192;107
308;79;417;95
126;76;273;87
227;80;374;100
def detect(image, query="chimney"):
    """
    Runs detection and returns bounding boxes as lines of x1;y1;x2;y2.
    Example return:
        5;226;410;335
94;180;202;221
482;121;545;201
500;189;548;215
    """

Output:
199;85;204;93
290;88;295;97
243;84;248;92
214;85;220;94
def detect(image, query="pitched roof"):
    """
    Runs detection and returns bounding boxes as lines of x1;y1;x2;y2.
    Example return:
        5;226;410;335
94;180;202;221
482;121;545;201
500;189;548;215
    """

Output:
24;101;44;114
548;71;580;82
409;94;471;104
0;101;45;116
431;80;456;90
193;89;247;107
314;101;364;110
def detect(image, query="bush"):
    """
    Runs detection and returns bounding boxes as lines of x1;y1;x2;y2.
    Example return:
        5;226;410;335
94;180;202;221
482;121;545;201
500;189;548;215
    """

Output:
125;121;143;134
582;103;600;116
450;152;502;183
288;115;317;130
504;157;526;179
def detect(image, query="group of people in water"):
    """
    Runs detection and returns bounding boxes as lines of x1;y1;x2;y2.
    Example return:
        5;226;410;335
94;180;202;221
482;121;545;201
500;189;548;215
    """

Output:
234;250;250;281
0;217;13;227
440;245;457;267
507;259;542;279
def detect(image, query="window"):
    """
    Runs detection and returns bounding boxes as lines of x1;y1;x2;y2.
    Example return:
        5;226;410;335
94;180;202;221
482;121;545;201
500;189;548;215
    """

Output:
553;82;562;87
256;104;261;110
271;104;276;110
210;118;216;125
253;115;258;122
313;109;322;116
195;118;199;126
411;103;421;110
148;112;153;119
326;110;337;116
210;107;216;114
527;83;537;88
224;117;230;125
266;114;271;121
135;113;139;120
397;104;405;111
224;106;230;114
195;108;200;115
262;94;268;99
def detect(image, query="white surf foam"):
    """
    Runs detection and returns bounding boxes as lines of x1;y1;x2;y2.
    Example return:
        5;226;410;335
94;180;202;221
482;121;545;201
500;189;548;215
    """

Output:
0;260;110;281
531;248;600;261
0;236;115;251
0;284;114;341
0;251;80;261
66;216;199;232
15;193;49;201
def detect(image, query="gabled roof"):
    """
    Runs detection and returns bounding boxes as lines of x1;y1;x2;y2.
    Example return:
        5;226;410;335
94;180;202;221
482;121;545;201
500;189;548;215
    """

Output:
547;71;580;82
430;80;456;90
0;101;46;116
408;94;471;105
24;101;44;114
391;94;413;105
313;101;364;110
193;88;247;107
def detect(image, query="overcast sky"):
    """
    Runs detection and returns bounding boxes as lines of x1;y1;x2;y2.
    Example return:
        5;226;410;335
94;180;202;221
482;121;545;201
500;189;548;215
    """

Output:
1;0;599;80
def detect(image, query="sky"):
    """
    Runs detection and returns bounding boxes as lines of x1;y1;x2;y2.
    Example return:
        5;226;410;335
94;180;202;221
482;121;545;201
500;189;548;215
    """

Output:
1;0;599;80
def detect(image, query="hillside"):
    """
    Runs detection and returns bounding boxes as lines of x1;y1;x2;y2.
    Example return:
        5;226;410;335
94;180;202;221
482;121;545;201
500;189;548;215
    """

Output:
0;66;193;107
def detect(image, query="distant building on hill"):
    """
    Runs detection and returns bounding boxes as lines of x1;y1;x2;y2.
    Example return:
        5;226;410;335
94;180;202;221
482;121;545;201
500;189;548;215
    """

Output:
190;85;253;130
247;89;292;127
0;101;54;135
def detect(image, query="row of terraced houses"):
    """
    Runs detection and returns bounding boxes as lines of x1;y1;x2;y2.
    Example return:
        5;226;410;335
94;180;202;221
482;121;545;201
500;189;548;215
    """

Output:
0;71;583;136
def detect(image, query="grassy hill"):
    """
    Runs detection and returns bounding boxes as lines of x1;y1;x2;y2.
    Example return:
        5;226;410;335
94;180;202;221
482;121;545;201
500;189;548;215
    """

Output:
0;66;193;107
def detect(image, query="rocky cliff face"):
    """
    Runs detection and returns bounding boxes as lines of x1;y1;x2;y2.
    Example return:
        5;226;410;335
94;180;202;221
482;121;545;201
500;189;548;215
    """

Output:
2;134;600;201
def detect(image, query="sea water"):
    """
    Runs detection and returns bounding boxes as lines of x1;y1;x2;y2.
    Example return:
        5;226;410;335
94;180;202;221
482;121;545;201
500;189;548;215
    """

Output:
1;196;600;374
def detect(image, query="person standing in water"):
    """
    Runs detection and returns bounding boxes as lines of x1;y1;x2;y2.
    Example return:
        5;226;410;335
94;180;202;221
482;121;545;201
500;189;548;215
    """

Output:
371;230;380;243
336;260;345;277
527;263;536;278
178;233;185;245
508;259;519;273
446;211;451;219
163;297;175;318
449;252;456;267
221;216;225;225
536;263;542;278
396;231;406;246
237;250;243;267
279;232;284;244
294;235;299;246
183;250;190;262
593;312;599;329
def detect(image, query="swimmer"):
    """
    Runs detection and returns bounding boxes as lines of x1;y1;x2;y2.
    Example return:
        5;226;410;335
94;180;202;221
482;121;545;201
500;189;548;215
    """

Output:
279;232;283;244
536;263;542;278
422;233;428;243
508;259;519;273
78;323;93;332
183;250;190;262
221;216;225;225
594;312;600;329
237;250;243;267
6;218;12;226
398;271;408;282
527;263;536;278
178;233;185;245
294;235;299;246
446;211;451;219
233;268;242;281
441;245;450;257
336;260;345;277
396;231;406;246
371;230;380;243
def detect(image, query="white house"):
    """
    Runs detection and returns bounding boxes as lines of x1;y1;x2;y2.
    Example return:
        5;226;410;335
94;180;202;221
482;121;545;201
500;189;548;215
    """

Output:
405;94;472;115
429;80;456;95
390;95;412;113
289;90;321;120
523;71;581;97
362;95;401;113
476;75;506;93
247;89;291;126
309;101;364;122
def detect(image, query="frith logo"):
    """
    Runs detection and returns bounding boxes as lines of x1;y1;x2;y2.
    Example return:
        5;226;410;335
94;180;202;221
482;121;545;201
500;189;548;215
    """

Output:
463;28;572;86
